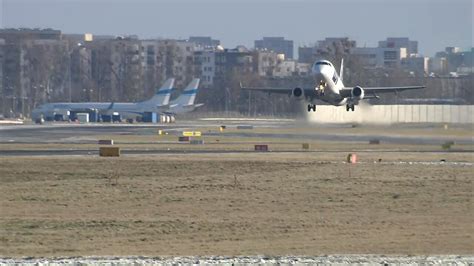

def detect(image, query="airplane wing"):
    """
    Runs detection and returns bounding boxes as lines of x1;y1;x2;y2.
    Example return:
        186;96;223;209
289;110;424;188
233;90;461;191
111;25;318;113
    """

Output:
155;104;170;113
194;103;205;108
156;103;169;108
99;102;115;114
240;83;315;97
180;103;205;109
339;86;425;98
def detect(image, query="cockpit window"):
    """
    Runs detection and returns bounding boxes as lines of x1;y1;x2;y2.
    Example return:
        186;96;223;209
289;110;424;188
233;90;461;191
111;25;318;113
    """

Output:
315;61;332;66
332;72;338;84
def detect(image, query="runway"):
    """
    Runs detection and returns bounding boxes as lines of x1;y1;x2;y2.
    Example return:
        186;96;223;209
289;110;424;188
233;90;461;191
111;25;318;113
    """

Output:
0;120;288;143
1;120;472;145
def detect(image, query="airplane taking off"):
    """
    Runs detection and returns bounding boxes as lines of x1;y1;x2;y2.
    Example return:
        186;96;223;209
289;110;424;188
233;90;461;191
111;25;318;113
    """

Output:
32;78;175;121
241;59;425;112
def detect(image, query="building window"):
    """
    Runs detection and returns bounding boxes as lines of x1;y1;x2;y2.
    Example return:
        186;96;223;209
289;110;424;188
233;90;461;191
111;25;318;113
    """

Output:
384;51;397;60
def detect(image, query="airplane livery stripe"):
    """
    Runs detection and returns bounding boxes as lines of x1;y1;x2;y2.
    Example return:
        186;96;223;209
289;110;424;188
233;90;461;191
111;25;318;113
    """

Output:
156;89;173;95
182;89;198;95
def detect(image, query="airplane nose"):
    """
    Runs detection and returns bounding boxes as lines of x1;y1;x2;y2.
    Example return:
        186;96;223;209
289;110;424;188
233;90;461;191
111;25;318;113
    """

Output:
313;65;331;80
314;72;325;82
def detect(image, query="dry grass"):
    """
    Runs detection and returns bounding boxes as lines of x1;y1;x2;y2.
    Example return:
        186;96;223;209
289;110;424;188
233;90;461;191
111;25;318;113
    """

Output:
0;136;472;152
0;152;472;257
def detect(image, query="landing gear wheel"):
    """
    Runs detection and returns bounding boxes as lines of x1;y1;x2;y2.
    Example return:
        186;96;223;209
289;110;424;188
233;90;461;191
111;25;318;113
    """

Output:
346;104;355;112
307;104;316;112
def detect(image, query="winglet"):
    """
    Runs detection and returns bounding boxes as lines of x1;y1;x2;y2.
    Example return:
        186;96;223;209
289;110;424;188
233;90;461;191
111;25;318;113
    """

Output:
340;58;344;82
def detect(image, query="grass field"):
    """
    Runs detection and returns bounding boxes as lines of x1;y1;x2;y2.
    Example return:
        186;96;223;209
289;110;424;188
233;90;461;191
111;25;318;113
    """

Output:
0;151;472;257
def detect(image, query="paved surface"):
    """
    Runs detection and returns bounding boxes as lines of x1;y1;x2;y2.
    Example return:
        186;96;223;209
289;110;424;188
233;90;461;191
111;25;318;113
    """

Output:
1;120;472;157
0;120;288;143
1;121;472;145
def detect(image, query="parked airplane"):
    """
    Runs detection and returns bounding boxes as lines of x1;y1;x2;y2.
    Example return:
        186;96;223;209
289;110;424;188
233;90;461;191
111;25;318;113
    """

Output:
241;59;425;112
32;78;175;122
160;78;203;122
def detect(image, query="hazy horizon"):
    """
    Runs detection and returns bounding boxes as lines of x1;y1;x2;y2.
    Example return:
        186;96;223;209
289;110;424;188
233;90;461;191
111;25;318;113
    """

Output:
1;0;472;57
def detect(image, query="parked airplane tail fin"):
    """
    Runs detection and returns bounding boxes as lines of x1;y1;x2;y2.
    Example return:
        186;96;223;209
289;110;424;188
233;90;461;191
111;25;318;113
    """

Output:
171;78;200;106
141;78;174;107
155;78;174;105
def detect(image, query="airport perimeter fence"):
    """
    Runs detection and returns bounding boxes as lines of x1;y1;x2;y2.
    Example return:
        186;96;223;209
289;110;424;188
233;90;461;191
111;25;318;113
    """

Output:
307;105;474;124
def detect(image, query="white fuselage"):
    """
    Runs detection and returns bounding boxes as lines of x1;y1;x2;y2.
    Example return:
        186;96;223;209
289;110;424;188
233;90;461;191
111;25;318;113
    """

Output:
32;101;165;120
311;60;347;106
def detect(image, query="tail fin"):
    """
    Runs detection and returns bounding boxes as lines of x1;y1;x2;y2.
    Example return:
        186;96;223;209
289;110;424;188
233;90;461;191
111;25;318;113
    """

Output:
171;78;200;106
340;58;344;82
143;78;174;106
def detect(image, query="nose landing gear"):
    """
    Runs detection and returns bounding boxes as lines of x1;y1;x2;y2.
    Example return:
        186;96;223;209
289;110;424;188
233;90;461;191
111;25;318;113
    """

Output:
346;104;355;112
316;80;326;96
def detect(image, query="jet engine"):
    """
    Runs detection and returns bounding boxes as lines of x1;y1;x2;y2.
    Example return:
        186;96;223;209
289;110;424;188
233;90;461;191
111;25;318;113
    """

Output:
291;87;305;100
351;86;365;100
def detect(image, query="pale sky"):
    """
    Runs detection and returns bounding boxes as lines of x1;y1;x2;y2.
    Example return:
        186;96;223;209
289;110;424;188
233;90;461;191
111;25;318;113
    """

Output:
1;0;472;57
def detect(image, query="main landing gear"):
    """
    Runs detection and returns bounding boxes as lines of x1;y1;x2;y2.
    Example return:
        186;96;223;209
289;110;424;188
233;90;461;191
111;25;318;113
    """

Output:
346;104;355;112
307;104;316;112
